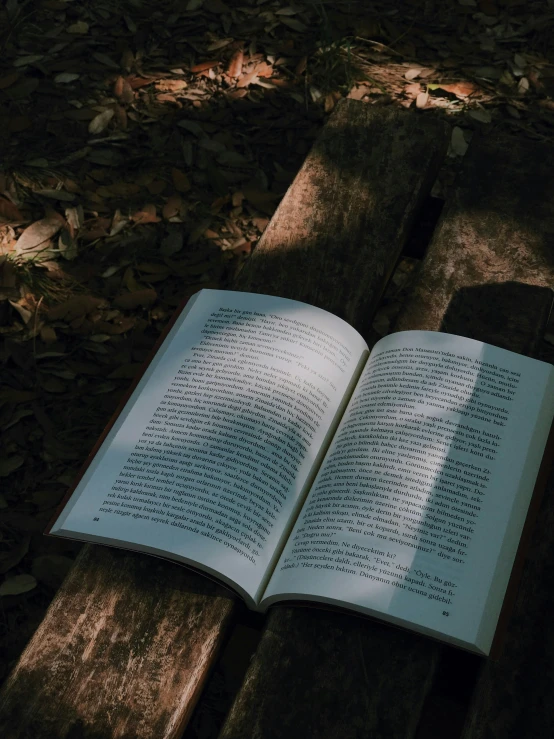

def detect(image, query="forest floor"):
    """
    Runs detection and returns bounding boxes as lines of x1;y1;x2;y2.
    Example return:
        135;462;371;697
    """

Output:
1;0;554;733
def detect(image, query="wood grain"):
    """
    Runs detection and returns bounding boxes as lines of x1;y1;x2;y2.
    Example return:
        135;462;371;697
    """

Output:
423;136;554;739
0;101;448;739
219;133;554;739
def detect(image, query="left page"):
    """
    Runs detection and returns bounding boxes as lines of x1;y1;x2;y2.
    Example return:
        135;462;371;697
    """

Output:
50;289;368;606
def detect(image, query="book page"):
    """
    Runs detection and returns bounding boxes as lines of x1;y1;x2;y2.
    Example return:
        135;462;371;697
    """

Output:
51;289;368;605
262;330;554;653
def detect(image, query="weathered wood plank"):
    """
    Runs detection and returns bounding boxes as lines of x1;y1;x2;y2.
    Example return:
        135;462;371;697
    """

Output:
234;100;449;331
395;133;554;343
219;134;554;739
0;101;448;739
422;137;554;739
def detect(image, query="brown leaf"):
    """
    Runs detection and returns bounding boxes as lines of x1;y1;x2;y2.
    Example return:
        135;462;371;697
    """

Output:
432;81;479;98
254;61;274;78
40;325;57;343
146;179;166;195
80;217;111;241
114;289;157;310
155;79;188;92
48;295;105;321
236;70;259;88
163;195;182;220
109;182;141;196
227;49;244;79
114;76;134;103
156;94;181;105
121;49;135;72
0;198;23;221
191;61;220;74
16;216;63;252
131;204;160;224
171;168;191;193
126;75;158;89
114;104;128;129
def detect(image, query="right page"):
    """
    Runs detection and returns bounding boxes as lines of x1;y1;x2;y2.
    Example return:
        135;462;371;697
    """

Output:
261;330;554;654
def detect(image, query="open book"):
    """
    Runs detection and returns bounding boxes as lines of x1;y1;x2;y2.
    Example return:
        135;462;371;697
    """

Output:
48;289;554;656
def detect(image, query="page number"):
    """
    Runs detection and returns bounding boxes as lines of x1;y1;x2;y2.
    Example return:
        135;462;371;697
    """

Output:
442;611;449;617
93;517;100;521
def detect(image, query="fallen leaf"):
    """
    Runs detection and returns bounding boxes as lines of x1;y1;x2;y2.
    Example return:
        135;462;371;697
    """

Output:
405;67;424;80
110;209;129;235
16;216;63;252
227;49;244;78
468;108;491;123
6;77;39;99
237;70;259;88
155;79;188;92
191;61;220;74
428;81;479;98
58;230;78;260
163;195;182;219
207;38;233;51
279;16;307;31
0;198;23;221
114;76;134;103
160;228;184;255
92;52;119;70
172;168;191;192
114;104;128;129
416;91;429;108
0;72;19;89
88;109;114;135
127;75;158;89
40;325;57;343
0;455;25;477
204;0;229;13
54;72;80;84
156;93;181;105
0;574;37;596
450;127;469;156
67;21;89;34
35;189;75;202
13;55;44;67
9;300;33;324
48;295;105;321
243;188;280;215
114;289;157;309
32;555;74;590
108;363;142;379
0;536;30;574
131;204;160;224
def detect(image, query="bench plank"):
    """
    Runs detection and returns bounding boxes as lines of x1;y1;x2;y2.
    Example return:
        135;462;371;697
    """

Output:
219;134;554;739
419;137;554;739
0;101;448;739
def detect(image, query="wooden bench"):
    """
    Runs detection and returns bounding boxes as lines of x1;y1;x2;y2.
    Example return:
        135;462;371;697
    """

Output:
1;100;554;739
